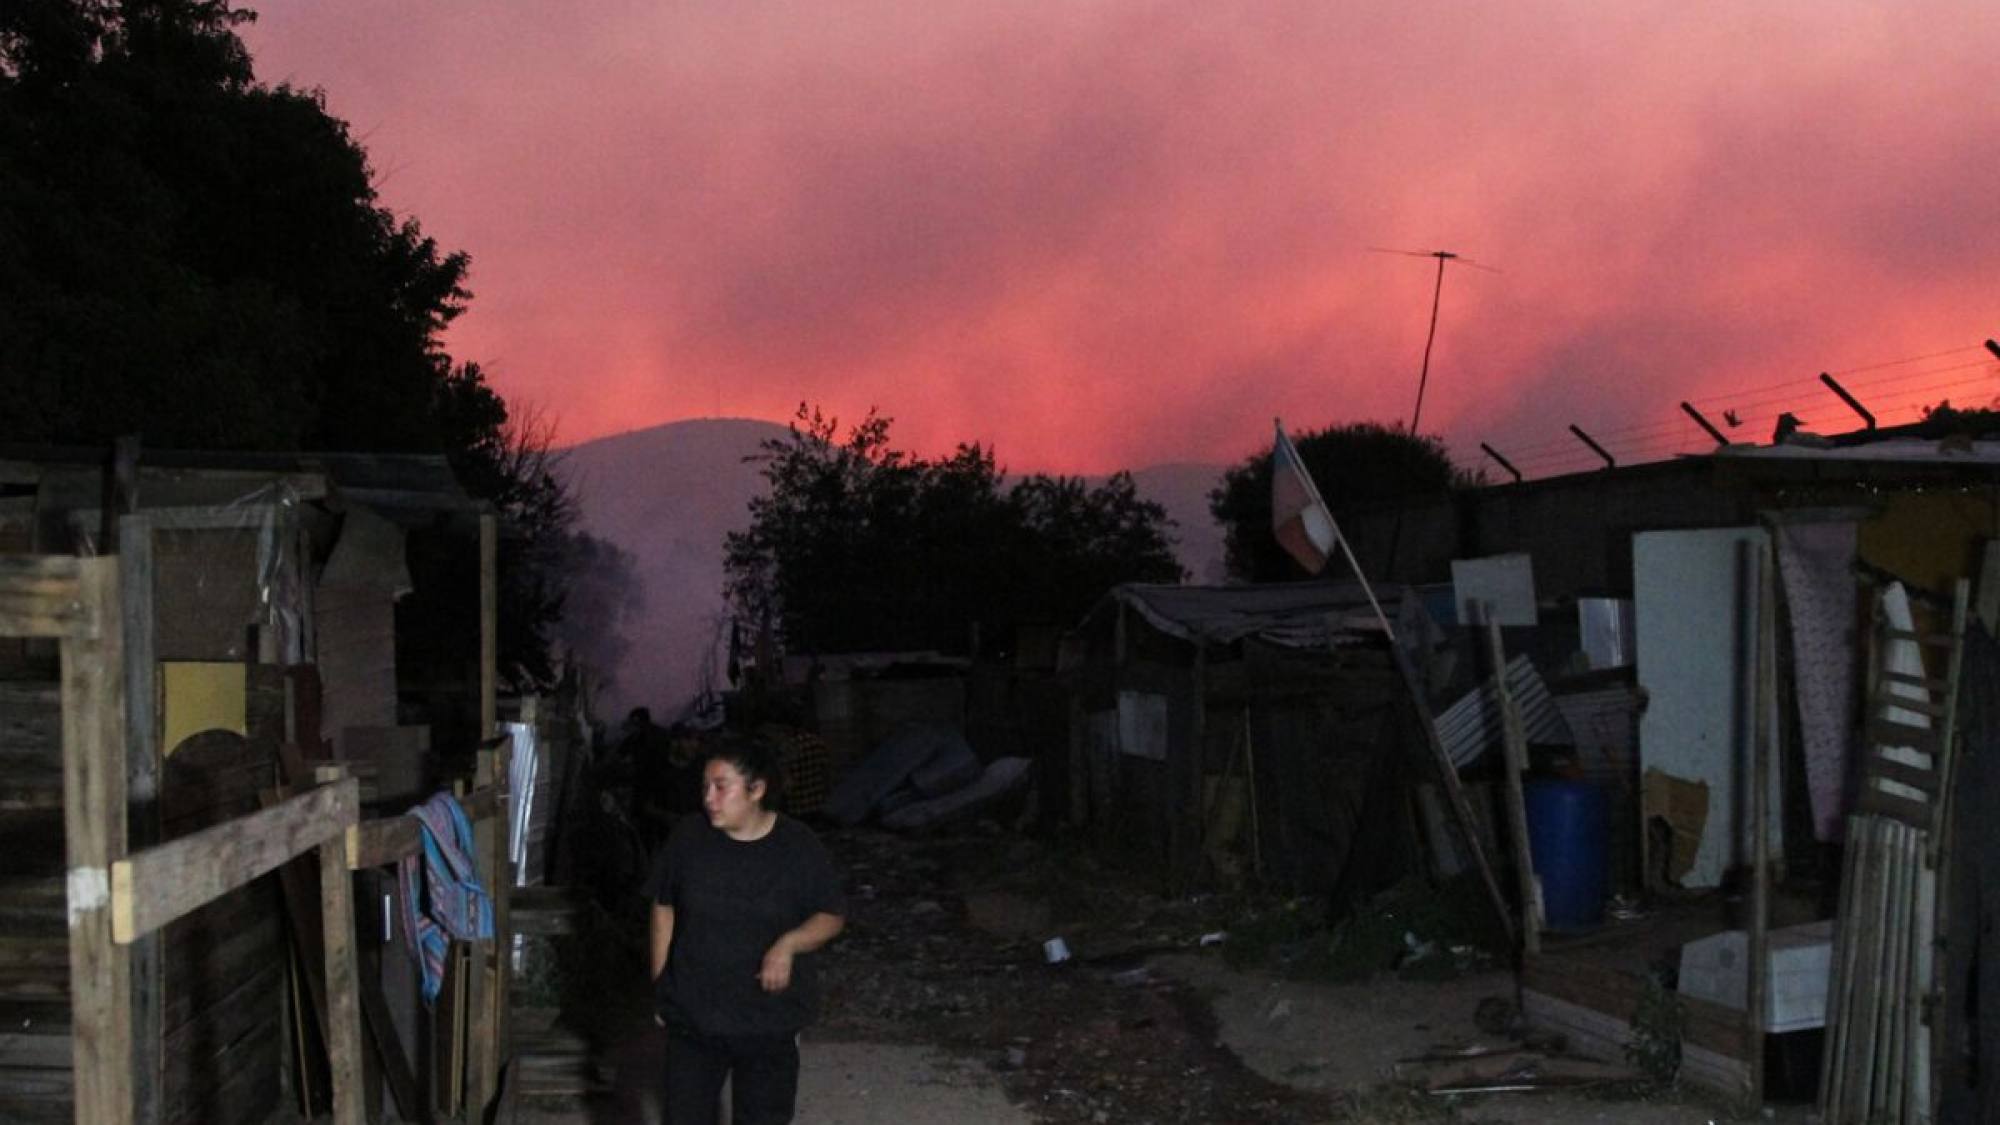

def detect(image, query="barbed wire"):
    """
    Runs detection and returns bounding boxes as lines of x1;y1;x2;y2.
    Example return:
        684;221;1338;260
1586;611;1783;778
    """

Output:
1464;340;1998;480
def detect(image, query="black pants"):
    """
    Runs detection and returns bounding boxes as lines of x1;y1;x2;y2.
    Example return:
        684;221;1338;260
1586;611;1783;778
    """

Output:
664;1028;800;1125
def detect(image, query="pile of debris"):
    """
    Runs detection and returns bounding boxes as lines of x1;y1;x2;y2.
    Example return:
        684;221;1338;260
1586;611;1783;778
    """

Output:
824;723;1034;831
818;829;1339;1124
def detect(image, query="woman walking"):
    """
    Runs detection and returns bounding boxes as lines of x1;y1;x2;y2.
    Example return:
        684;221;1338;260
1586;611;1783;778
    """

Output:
646;738;846;1124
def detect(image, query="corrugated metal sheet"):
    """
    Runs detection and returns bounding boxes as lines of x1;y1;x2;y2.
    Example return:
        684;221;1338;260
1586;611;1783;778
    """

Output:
1435;654;1574;767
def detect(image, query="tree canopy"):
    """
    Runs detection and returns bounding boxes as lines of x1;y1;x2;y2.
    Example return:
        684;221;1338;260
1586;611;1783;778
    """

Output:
1209;421;1476;582
0;0;630;691
726;406;1184;656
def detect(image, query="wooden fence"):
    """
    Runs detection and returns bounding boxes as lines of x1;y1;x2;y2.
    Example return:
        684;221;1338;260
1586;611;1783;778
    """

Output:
1;552;514;1124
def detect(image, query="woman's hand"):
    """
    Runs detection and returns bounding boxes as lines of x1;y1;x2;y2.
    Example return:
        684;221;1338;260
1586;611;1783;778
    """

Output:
759;940;796;993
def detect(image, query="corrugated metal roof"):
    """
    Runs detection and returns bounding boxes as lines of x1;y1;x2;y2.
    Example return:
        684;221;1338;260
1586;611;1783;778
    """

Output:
1103;580;1394;648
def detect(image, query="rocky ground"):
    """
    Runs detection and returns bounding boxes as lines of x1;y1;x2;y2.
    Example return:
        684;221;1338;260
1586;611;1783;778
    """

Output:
512;824;1815;1124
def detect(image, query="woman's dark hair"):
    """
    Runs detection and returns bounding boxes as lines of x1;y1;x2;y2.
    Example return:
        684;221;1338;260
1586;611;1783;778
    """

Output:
703;735;784;808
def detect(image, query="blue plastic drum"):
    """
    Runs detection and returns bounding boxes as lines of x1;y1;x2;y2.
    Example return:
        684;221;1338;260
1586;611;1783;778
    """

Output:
1523;779;1609;930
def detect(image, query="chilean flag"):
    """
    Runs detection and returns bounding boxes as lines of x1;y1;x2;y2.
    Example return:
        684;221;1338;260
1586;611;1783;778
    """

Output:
1271;420;1339;575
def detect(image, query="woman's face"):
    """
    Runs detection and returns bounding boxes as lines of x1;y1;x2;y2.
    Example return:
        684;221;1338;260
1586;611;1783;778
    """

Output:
702;759;767;836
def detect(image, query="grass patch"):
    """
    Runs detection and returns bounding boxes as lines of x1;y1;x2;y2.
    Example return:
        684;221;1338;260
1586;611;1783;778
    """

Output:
1222;875;1505;982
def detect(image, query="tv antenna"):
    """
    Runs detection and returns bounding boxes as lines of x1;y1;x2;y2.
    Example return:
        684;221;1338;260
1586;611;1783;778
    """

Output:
1368;248;1498;435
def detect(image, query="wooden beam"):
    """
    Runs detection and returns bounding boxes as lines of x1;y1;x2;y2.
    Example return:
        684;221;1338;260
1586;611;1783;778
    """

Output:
480;512;497;738
1484;615;1541;955
60;557;133;1125
319;815;365;1125
465;738;510;1118
343;784;506;870
0;555;91;639
117;515;162;1125
1746;541;1773;1103
109;779;358;944
492;740;515;1072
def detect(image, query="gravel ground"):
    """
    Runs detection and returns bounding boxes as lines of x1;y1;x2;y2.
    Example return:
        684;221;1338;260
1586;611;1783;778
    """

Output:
508;825;1819;1124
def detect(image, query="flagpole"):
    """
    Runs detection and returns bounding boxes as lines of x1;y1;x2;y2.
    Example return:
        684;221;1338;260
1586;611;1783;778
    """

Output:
1275;418;1398;641
1274;418;1518;952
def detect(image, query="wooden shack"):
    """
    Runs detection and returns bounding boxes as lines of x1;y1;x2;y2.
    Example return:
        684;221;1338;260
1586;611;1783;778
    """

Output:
1063;581;1421;902
0;444;507;1124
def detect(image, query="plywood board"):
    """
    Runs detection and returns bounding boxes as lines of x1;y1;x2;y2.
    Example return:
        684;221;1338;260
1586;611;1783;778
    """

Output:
1634;528;1782;889
1452;553;1538;626
161;662;247;756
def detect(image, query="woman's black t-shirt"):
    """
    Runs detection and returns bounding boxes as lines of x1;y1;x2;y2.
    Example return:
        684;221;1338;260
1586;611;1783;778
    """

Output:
645;814;846;1037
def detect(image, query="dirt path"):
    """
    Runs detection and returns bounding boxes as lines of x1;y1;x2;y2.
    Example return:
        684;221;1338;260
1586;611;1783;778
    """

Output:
511;827;1817;1124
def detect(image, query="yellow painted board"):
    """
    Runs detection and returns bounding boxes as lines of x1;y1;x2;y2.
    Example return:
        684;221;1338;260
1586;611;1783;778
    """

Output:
161;661;247;756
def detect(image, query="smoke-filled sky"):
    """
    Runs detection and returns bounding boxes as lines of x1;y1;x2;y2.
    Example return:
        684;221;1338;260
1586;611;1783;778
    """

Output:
243;2;2000;477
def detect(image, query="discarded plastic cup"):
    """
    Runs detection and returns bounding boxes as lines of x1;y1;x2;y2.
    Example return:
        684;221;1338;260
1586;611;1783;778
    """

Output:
1043;937;1072;964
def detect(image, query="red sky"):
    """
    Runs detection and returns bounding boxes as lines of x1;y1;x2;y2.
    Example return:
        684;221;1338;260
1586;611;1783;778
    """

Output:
242;2;2000;477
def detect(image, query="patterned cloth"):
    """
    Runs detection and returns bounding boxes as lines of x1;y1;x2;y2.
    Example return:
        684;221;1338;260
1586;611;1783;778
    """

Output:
1775;519;1860;841
397;792;494;1004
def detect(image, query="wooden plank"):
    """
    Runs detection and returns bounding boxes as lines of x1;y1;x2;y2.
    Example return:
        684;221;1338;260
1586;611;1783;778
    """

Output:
1746;541;1772;1104
1880;669;1948;694
344;783;506;870
432;942;468;1117
1819;814;1863;1116
117;515;162;1125
1855;786;1934;831
109;779;358;944
492;740;515;1074
59;556;132;1125
0;554;84;588
1878;627;1954;648
465;739;508;1119
1865;752;1941;795
479;512;497;740
356;964;422;1120
1483;616;1540;954
319;830;365;1125
1866;715;1941;755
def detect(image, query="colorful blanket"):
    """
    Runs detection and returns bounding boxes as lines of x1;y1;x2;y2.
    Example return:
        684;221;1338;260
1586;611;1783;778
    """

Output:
397;792;494;1004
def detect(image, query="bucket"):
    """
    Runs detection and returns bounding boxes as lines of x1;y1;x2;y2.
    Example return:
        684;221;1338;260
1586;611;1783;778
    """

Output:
1523;779;1609;930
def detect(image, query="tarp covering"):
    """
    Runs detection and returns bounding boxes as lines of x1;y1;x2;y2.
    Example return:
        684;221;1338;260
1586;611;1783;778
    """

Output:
1101;580;1397;649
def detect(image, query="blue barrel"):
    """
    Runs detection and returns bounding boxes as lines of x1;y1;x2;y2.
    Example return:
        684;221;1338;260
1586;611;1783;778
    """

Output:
1523;780;1609;930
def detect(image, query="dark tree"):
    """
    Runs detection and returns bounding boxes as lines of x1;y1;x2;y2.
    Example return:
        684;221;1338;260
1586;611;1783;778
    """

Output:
0;1;631;690
726;405;1183;656
1209;421;1475;582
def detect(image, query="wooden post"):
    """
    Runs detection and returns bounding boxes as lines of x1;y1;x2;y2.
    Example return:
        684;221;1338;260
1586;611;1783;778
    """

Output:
62;557;134;1125
314;767;366;1125
491;736;515;1085
1483;614;1540;955
465;740;503;1117
1242;710;1263;878
116;513;162;1125
1175;646;1207;891
1066;693;1088;827
1747;542;1774;1104
470;510;501;1118
480;511;498;739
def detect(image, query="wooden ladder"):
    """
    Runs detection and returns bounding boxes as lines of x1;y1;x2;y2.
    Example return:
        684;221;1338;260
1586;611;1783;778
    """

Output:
1820;579;1968;1125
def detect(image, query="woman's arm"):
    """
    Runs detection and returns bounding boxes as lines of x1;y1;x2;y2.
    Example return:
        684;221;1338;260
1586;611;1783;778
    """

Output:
758;911;845;993
649;904;675;982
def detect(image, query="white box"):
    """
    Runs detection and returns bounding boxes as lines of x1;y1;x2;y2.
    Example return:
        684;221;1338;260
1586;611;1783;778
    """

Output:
1677;919;1834;1033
